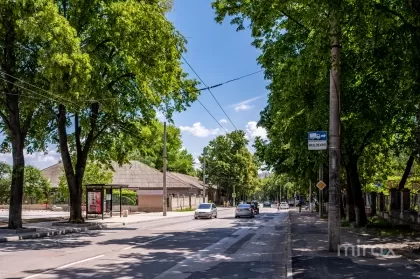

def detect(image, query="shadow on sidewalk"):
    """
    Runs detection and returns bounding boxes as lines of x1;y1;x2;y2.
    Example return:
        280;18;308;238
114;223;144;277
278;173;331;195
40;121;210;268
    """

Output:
290;210;420;278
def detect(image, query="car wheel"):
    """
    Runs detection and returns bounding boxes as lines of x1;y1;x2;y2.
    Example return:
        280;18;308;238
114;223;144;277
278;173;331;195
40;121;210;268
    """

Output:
194;217;198;219
215;214;217;218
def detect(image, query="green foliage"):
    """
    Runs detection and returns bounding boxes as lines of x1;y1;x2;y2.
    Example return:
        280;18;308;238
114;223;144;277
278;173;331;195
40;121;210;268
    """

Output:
201;130;259;198
0;163;11;204
212;0;420;201
129;120;195;175
58;161;113;202
23;166;52;203
112;189;137;206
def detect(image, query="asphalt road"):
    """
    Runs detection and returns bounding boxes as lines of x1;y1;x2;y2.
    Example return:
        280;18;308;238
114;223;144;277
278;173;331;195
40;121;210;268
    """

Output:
0;208;288;279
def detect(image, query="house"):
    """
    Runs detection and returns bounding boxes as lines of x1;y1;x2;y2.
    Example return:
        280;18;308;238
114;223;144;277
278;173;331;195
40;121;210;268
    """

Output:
41;161;210;212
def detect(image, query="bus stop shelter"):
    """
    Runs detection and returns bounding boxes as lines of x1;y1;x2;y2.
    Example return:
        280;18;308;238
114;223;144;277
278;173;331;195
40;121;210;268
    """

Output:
84;184;129;220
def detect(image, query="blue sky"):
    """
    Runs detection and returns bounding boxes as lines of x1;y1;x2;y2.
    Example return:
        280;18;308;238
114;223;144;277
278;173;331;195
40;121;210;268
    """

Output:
165;0;269;166
0;0;269;170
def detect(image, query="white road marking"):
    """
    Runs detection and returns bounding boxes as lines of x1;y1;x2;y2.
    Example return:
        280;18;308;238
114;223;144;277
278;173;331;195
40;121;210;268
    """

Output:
187;222;215;231
23;255;105;279
122;236;171;250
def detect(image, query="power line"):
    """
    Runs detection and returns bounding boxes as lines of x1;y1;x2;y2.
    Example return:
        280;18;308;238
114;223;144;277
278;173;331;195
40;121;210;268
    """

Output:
183;69;263;94
138;1;239;132
180;54;238;131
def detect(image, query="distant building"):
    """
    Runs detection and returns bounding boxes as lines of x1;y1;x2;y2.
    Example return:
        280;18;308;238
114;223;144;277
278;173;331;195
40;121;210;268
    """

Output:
41;161;216;212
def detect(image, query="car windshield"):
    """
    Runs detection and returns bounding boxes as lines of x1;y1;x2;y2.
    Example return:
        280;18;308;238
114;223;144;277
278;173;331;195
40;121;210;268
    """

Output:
198;204;211;209
238;204;250;208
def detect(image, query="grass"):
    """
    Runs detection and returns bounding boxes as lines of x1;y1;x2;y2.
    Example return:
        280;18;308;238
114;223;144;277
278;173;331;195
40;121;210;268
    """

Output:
175;207;194;212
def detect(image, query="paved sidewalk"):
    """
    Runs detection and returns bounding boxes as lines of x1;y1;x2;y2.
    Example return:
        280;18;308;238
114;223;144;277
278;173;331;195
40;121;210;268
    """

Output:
288;208;420;278
0;207;233;242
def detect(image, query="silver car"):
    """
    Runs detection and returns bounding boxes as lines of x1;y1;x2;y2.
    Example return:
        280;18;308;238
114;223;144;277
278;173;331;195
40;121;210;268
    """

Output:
235;203;255;218
194;203;218;219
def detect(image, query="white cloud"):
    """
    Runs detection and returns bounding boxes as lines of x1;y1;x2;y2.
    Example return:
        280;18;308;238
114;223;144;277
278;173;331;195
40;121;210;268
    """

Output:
219;119;228;124
245;121;267;141
156;111;165;121
230;96;262;112
0;148;61;170
179;122;220;138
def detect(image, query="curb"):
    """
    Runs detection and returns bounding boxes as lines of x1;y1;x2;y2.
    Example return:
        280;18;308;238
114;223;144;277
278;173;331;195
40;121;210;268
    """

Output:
0;213;198;243
0;208;233;243
286;210;293;279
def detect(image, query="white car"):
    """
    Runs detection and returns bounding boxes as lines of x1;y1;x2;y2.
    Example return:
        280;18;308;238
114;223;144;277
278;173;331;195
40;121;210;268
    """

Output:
194;203;218;219
279;202;289;209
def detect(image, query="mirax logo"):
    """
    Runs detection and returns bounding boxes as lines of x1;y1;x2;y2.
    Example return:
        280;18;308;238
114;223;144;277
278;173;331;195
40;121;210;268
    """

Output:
338;239;397;258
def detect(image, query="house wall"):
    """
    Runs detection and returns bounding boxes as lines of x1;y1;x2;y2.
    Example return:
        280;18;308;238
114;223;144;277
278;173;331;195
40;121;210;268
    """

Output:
138;195;163;212
169;195;208;211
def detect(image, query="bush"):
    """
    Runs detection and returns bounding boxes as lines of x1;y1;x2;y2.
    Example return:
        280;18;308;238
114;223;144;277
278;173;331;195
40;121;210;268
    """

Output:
112;189;137;205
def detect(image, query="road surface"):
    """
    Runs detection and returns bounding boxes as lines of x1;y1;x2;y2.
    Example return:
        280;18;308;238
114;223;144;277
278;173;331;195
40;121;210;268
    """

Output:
0;208;288;279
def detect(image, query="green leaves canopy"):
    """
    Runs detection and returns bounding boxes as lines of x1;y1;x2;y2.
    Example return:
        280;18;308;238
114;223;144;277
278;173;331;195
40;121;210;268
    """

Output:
201;130;258;198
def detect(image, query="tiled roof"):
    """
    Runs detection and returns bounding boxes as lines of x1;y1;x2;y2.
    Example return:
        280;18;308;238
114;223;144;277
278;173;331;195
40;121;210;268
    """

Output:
42;161;200;189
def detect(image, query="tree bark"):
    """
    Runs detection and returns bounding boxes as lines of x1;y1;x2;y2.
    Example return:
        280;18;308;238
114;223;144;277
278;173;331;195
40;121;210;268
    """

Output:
398;155;414;190
328;7;341;251
57;105;85;222
349;157;367;227
344;165;356;222
8;140;24;229
1;10;28;229
57;104;100;223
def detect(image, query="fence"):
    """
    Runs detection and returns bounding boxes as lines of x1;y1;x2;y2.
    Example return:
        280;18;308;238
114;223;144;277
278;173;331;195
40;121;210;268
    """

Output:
169;195;207;210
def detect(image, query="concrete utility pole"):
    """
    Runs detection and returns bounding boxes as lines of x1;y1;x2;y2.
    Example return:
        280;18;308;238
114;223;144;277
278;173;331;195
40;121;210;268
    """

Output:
163;122;167;216
328;9;342;252
202;157;206;203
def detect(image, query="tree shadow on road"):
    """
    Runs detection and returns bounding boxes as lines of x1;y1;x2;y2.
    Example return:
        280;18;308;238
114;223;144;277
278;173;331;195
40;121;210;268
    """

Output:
4;212;285;278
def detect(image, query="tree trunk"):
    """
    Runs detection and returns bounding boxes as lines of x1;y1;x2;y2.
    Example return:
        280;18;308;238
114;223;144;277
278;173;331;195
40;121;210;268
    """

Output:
8;140;24;229
1;6;27;230
349;158;367;227
57;104;85;223
398;155;414;190
345;165;355;222
328;9;341;251
340;192;345;218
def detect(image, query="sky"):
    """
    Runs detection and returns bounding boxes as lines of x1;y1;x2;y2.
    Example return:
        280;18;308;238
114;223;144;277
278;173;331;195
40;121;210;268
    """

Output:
0;0;269;170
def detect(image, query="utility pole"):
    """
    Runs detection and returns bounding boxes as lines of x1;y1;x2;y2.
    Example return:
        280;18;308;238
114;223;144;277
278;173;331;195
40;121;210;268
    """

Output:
163;122;167;216
202;158;206;203
328;7;342;251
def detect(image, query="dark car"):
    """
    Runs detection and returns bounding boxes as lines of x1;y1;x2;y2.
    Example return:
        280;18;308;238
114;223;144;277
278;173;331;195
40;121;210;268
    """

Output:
246;201;259;214
263;201;271;208
252;202;259;214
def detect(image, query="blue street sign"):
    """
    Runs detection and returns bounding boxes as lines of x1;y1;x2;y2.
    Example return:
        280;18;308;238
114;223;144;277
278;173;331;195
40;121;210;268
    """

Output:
308;131;327;141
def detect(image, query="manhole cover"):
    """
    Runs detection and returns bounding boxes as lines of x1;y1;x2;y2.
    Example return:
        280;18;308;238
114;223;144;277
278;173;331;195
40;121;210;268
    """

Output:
250;268;274;273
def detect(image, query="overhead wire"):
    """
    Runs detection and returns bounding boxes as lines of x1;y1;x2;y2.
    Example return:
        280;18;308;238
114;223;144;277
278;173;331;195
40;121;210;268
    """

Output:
137;2;260;152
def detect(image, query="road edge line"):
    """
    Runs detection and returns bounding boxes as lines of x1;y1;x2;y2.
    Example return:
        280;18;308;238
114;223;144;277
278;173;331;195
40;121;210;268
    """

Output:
286;210;293;279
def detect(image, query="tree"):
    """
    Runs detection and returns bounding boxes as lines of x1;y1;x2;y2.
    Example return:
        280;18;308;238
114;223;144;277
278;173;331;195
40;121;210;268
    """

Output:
23;166;51;204
0;1;89;228
58;161;113;203
0;163;11;204
200;130;259;202
45;1;198;223
212;1;417;243
129;120;195;175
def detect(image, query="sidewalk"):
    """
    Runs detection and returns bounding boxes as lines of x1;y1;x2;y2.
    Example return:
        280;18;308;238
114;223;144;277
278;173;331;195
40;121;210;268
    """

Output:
288;208;420;279
0;207;232;243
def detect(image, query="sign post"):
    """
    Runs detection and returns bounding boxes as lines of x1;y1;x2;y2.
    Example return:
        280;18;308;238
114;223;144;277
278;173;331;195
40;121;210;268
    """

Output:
308;131;327;216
